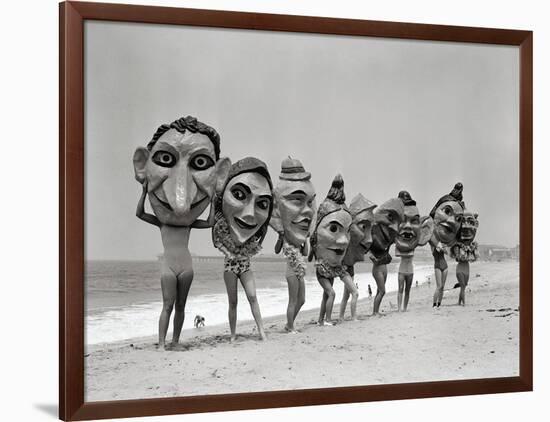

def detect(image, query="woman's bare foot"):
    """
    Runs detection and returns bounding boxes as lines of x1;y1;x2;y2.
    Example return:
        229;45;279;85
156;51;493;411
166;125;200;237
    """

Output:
229;335;237;343
284;325;299;334
259;331;267;341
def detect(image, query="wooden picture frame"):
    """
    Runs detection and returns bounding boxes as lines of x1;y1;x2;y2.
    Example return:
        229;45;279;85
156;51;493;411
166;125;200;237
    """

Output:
59;1;532;420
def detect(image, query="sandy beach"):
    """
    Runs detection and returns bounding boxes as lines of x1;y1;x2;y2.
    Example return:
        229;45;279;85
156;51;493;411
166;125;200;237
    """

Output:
85;261;519;402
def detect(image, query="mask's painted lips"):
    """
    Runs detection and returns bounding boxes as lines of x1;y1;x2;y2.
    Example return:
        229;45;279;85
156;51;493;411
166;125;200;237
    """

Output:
440;222;456;234
329;248;346;256
293;218;311;231
399;231;415;240
152;192;172;211
234;217;257;230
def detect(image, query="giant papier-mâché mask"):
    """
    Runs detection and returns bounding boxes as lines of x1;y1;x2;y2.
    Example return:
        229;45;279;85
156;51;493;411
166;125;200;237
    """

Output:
218;157;273;246
430;182;465;246
133;116;231;226
458;209;479;246
311;175;352;267
270;157;316;248
394;190;434;254
371;197;405;254
343;194;376;265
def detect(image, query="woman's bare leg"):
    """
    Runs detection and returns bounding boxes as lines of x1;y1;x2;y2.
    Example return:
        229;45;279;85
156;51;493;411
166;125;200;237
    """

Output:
294;276;306;321
433;268;448;307
159;269;177;349
397;273;406;312
285;272;300;333
340;275;359;320
456;262;470;306
339;286;351;321
372;263;387;315
172;269;194;345
223;271;239;341
403;274;413;311
317;276;336;325
240;271;267;340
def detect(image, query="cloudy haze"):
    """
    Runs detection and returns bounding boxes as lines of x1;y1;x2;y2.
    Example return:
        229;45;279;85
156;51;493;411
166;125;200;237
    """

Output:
85;21;519;260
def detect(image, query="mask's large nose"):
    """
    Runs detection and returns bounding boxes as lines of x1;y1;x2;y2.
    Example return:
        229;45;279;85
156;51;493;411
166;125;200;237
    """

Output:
335;232;350;248
164;164;197;217
239;200;257;225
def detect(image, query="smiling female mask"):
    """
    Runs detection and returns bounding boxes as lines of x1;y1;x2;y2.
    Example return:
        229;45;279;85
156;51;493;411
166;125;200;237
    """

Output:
309;175;352;326
429;182;466;307
212;157;274;341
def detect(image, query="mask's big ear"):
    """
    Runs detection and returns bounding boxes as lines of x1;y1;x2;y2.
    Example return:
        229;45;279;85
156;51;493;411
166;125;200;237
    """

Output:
418;216;434;246
215;157;231;194
269;192;284;234
133;147;149;183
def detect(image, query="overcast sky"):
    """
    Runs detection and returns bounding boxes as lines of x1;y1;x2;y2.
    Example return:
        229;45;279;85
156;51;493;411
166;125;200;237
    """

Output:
85;20;519;260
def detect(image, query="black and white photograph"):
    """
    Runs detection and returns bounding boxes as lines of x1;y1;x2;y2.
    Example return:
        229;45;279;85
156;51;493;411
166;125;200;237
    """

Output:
82;18;521;402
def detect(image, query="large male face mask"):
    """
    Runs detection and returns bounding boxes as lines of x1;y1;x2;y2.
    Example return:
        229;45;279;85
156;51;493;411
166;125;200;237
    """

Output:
395;205;434;253
344;194;376;264
371;198;405;252
433;200;464;245
275;179;316;247
222;172;272;245
315;209;352;266
458;210;479;245
133;129;230;226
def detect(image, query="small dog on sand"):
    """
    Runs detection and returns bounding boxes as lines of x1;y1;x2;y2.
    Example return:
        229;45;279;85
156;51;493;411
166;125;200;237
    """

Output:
194;315;205;328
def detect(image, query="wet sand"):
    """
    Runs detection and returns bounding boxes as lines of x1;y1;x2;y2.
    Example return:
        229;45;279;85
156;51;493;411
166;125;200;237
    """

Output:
85;261;519;402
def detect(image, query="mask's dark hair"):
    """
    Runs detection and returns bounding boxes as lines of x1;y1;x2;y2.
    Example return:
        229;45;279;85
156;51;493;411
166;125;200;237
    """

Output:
326;174;346;204
398;190;417;206
147;115;221;159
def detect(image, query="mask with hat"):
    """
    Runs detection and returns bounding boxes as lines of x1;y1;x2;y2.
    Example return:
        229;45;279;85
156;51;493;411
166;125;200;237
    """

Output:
270;157;316;250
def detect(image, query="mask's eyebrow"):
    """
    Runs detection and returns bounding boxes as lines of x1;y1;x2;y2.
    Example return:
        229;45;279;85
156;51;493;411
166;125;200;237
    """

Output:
154;142;178;154
231;182;252;194
328;220;345;229
258;194;273;201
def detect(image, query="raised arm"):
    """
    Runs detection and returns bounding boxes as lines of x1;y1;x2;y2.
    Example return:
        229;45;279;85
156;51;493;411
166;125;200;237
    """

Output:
191;196;217;229
136;183;161;228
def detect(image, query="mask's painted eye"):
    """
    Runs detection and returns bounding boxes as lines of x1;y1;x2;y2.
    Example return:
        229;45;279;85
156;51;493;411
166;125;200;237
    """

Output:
411;217;420;225
257;198;271;211
152;151;176;168
456;214;463;223
231;187;247;201
387;213;394;222
190;154;214;170
329;223;339;233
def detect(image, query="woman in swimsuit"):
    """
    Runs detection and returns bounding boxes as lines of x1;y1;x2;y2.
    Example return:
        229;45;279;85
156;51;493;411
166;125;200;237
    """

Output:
212;157;274;341
429;183;465;307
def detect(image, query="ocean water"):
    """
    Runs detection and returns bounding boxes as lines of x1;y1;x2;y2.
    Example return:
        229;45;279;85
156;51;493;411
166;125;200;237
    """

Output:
85;258;434;345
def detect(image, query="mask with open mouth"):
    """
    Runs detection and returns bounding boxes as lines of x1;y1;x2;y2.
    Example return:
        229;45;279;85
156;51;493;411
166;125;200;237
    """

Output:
310;175;352;267
394;191;434;254
216;157;274;247
458;210;479;245
271;157;316;248
133;116;231;226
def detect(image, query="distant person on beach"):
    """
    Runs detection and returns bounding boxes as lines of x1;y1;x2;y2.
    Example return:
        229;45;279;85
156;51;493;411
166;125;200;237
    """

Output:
429;183;465;308
212;158;274;341
338;194;376;321
194;315;205;328
394;191;433;312
368;284;373;298
133;116;231;350
269;158;316;333
309;175;352;326
368;197;404;315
